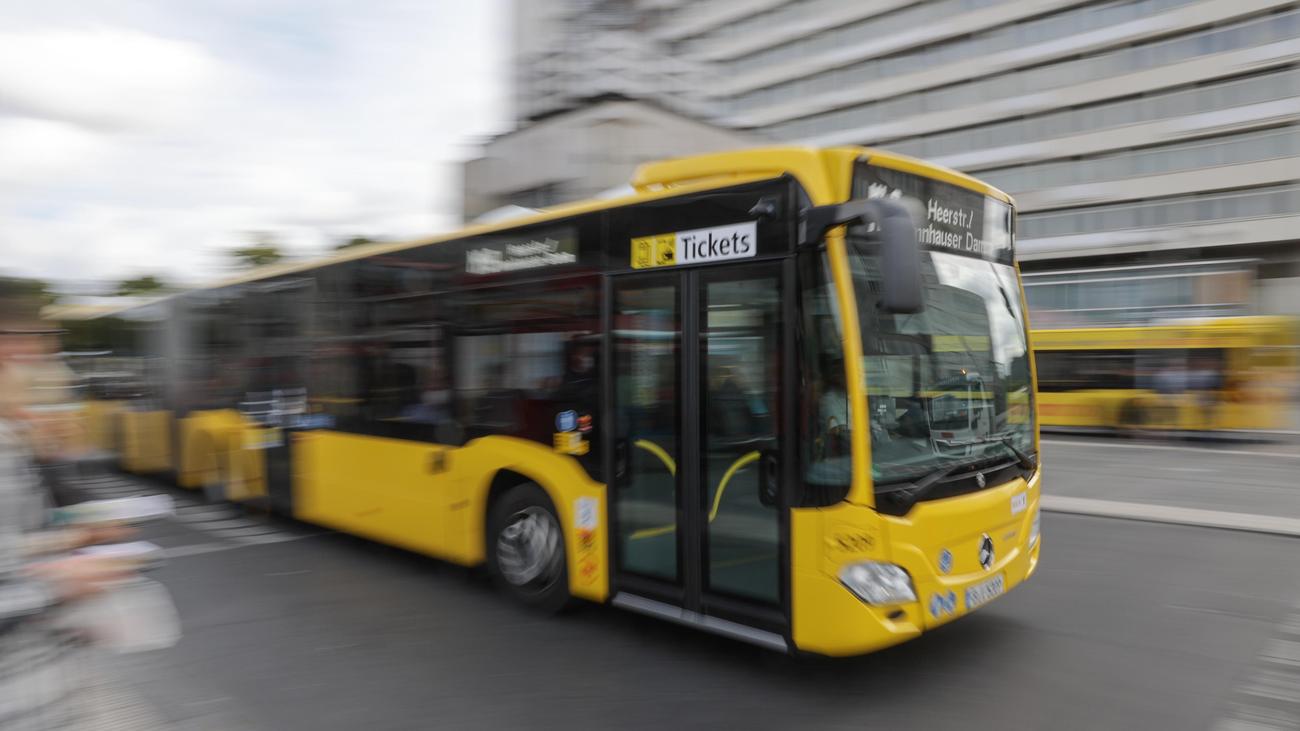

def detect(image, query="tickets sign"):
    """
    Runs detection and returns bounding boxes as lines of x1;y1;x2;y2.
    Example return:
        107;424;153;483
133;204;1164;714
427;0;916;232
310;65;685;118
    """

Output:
631;221;758;269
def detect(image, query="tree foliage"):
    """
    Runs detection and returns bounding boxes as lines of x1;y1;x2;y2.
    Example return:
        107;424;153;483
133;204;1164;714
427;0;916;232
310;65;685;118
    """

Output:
231;232;285;268
114;275;167;297
0;276;58;307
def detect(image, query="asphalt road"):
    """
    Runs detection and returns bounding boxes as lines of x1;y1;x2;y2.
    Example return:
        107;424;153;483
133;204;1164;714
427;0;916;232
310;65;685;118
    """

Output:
65;440;1300;731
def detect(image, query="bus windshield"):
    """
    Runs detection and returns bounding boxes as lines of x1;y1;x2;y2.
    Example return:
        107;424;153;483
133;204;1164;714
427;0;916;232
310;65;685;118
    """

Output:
849;165;1035;497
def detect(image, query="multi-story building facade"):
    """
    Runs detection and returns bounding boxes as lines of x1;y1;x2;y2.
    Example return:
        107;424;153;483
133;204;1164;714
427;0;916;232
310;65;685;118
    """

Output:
663;0;1299;316
477;1;1299;315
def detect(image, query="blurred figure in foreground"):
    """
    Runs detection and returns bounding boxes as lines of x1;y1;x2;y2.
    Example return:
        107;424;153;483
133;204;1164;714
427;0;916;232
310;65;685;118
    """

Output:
0;293;139;730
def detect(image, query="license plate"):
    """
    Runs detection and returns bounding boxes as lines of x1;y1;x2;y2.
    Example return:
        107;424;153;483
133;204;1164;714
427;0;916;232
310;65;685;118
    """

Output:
964;574;1005;610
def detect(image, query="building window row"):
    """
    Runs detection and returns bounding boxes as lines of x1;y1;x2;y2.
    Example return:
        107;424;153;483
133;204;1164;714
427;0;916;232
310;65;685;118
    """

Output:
726;0;1197;116
978;126;1300;193
764;10;1300;140
1017;184;1300;239
698;0;1004;72
882;69;1298;160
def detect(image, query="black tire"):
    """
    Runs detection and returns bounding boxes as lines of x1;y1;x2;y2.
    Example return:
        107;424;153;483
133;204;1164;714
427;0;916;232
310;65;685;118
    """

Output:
486;483;571;612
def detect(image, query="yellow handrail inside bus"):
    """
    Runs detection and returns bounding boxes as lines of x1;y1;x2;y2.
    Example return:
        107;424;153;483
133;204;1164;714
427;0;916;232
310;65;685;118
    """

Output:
628;450;761;540
710;451;760;523
633;439;676;476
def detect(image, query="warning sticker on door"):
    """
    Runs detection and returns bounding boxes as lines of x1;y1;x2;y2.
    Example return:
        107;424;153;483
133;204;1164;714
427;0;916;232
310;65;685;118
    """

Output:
575;496;599;531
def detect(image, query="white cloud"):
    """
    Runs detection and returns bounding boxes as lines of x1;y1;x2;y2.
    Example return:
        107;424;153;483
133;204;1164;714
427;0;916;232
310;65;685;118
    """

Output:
0;1;510;290
0;26;222;130
0;117;109;186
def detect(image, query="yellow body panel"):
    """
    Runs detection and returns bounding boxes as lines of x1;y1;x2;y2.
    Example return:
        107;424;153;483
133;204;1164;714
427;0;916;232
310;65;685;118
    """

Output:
790;503;919;655
83;400;125;453
790;470;1041;655
1032;317;1293;350
226;427;275;502
177;410;245;489
292;432;609;602
119;410;173;474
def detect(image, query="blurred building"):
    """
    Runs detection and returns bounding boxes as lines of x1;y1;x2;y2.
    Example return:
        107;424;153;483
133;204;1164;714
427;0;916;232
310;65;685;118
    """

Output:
471;1;1299;318
462;97;756;221
511;0;708;123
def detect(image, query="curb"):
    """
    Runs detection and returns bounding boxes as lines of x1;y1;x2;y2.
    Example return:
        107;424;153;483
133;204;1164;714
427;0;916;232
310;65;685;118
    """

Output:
1041;426;1300;444
1042;495;1300;538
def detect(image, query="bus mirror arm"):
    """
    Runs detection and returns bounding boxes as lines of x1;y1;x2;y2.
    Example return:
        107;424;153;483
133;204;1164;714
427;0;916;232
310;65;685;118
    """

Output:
799;198;923;314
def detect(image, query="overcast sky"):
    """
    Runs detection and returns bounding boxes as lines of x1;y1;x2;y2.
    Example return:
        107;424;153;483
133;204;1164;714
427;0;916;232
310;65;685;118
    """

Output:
0;0;509;290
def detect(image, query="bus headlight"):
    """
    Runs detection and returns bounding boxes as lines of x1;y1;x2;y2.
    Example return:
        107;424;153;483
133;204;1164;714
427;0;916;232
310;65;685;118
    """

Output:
1029;508;1041;548
839;562;916;606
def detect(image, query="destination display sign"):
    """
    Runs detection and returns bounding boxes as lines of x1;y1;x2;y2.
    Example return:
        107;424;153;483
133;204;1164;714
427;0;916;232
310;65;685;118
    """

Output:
853;164;1014;265
465;225;579;276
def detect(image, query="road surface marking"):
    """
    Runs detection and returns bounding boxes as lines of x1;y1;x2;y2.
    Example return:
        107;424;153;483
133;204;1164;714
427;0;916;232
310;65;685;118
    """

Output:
1041;496;1300;537
1043;438;1300;460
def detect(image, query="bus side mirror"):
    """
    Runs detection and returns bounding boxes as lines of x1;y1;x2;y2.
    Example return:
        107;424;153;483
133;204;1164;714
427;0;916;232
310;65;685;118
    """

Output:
800;198;923;314
876;199;924;315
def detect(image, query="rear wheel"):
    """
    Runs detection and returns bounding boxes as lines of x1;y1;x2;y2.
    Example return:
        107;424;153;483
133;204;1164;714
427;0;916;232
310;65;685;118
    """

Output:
487;483;570;612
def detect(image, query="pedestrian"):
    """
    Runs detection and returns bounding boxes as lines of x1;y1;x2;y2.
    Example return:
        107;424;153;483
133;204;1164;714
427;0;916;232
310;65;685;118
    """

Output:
0;291;136;730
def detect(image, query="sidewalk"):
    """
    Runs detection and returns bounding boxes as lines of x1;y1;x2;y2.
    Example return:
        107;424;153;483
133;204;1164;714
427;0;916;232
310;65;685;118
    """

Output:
1040;435;1300;529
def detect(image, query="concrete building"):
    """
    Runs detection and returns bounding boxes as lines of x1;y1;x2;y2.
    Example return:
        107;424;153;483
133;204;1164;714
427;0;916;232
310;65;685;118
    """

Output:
511;0;707;123
473;1;1298;314
462;96;756;221
663;0;1300;316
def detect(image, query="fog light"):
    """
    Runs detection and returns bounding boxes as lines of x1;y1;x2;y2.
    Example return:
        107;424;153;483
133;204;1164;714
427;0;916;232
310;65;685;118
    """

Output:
839;562;916;606
1029;508;1041;548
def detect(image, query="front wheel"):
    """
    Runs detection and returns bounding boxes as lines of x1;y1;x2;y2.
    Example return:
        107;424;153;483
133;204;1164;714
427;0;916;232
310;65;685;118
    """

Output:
487;483;570;612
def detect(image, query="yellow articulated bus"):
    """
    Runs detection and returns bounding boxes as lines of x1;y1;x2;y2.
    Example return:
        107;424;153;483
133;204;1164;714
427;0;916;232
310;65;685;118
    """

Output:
1033;317;1298;433
82;147;1041;656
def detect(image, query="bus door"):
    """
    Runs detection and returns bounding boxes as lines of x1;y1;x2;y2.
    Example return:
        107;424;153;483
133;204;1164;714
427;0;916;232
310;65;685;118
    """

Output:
610;261;790;641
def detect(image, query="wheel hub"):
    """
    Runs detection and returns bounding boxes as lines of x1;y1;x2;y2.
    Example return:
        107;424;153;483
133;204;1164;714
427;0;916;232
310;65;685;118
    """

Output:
497;506;561;588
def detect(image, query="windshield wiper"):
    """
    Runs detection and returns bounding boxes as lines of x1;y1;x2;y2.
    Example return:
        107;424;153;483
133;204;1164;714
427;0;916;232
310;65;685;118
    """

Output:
932;431;1037;471
877;459;966;498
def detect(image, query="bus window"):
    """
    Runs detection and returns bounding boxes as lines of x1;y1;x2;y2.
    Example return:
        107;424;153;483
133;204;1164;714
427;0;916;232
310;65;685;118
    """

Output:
1035;350;1138;392
452;279;600;458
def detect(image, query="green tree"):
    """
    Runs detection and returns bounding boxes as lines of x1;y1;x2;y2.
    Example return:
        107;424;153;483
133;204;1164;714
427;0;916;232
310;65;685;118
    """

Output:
0;276;58;307
231;232;285;268
114;275;167;297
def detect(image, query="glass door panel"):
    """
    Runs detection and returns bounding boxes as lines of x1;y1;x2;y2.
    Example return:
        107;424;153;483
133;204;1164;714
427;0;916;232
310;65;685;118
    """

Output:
700;266;783;604
613;278;681;583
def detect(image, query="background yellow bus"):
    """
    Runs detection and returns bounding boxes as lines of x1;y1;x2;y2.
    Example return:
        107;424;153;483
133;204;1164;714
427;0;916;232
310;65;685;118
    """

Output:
66;146;1041;656
1033;316;1298;432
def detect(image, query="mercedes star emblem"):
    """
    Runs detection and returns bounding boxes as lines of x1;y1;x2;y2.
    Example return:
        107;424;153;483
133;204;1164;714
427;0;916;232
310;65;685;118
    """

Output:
978;534;995;570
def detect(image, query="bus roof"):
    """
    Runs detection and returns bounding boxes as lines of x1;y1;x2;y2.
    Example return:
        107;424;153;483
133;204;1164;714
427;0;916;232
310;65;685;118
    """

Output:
75;145;1013;314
